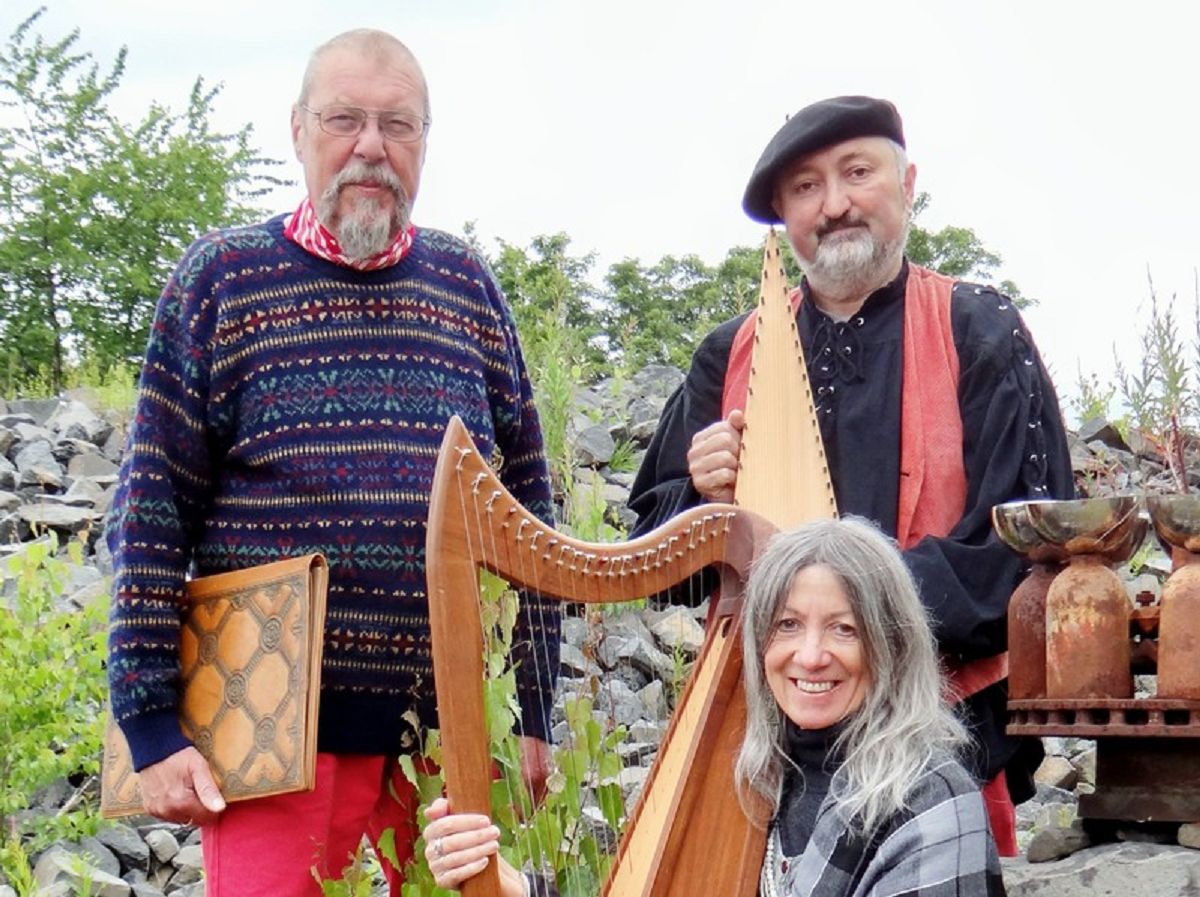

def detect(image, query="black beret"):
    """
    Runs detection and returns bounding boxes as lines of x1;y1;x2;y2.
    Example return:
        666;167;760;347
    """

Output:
742;95;905;224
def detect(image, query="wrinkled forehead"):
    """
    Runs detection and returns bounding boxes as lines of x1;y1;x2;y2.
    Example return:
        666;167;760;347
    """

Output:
776;135;901;181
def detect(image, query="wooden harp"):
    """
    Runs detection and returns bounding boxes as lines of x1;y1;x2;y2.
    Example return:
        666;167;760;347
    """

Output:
426;230;835;896
428;414;775;897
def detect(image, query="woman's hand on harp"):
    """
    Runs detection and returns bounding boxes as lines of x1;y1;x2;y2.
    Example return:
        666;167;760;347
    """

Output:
423;797;527;896
687;410;745;504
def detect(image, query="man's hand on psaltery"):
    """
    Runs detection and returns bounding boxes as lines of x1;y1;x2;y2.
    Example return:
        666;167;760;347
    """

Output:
687;409;745;503
138;746;226;826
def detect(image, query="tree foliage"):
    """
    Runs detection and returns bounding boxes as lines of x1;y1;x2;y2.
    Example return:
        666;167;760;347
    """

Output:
0;8;284;391
0;9;1021;393
491;231;603;371
603;245;800;371
906;192;1028;307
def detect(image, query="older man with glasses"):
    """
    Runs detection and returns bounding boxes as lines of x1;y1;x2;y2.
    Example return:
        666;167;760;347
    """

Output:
106;29;558;896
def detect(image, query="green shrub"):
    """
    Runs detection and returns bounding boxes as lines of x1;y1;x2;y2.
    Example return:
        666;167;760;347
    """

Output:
65;358;140;414
0;534;108;859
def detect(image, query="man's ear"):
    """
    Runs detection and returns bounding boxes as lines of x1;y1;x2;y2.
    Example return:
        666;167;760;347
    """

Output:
903;162;917;207
291;106;305;162
770;186;783;222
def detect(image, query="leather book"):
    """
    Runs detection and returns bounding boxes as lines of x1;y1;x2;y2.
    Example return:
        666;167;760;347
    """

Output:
101;553;329;818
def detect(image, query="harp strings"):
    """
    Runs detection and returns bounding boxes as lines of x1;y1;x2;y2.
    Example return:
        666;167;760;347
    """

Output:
442;446;739;894
497;479;553;875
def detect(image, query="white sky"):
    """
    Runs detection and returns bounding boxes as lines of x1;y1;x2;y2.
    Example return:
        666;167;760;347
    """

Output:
5;1;1199;423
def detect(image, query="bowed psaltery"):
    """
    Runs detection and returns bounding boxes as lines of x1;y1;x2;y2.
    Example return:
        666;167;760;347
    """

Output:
425;230;836;897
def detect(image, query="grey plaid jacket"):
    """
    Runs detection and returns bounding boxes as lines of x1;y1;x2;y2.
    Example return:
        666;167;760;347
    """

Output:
763;755;1006;897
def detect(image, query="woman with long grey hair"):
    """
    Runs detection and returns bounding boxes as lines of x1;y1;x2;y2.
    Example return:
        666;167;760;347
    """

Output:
740;516;1006;896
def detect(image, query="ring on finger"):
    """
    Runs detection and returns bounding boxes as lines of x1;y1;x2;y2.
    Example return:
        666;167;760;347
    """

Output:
433;837;445;859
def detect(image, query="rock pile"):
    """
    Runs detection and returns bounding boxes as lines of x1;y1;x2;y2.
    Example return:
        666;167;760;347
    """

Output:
16;824;203;897
0;392;124;591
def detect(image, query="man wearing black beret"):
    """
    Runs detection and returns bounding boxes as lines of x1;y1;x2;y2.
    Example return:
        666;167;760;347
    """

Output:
629;95;1075;855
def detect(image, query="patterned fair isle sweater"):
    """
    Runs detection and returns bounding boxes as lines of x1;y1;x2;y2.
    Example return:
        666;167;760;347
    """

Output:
106;214;558;771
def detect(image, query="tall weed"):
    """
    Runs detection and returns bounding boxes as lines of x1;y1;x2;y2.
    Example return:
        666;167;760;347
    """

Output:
1114;275;1198;492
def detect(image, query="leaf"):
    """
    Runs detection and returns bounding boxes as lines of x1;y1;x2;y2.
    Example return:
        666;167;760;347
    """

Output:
376;826;401;873
596;783;625;832
543;768;567;796
397;754;419;786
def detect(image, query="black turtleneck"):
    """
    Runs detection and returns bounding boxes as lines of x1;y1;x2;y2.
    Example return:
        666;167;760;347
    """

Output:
776;721;844;856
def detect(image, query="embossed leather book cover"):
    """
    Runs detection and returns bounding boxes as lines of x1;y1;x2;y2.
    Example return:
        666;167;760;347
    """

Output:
101;553;329;818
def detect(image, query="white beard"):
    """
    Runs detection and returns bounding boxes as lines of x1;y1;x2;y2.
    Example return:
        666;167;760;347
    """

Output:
335;195;406;259
800;219;909;306
316;161;411;261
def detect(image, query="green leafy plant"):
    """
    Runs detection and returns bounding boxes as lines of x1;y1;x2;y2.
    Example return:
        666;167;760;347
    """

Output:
514;293;590;499
562;473;623;545
64;359;140;413
0;837;37;897
316;842;383;897
668;639;692;710
0;533;108;885
606;439;638;475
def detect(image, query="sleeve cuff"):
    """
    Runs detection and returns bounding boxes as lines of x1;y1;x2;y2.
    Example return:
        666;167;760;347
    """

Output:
517;686;554;743
118;708;192;771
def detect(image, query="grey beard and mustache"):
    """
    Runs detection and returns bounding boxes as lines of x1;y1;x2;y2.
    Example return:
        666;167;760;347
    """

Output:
797;211;910;305
316;161;411;260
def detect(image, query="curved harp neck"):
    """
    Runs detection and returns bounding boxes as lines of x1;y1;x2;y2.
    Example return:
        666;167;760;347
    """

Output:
429;416;770;602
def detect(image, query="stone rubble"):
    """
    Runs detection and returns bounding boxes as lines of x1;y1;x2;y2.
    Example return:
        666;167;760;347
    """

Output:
1;376;1198;896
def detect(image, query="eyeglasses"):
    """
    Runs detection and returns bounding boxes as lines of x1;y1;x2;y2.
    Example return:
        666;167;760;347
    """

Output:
300;104;430;143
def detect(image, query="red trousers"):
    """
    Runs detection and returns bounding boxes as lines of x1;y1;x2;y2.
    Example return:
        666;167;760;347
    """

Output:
201;753;419;896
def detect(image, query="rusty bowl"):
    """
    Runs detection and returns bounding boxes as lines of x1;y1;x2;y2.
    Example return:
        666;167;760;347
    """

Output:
1146;493;1200;553
991;500;1068;564
1025;495;1147;563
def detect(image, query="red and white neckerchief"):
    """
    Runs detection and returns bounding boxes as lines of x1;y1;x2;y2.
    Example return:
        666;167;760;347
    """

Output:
284;197;415;271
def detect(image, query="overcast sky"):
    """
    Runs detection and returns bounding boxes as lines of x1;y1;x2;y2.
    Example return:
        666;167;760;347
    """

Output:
5;1;1198;422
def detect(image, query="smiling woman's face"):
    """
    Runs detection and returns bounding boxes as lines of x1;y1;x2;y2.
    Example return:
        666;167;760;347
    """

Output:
763;564;872;730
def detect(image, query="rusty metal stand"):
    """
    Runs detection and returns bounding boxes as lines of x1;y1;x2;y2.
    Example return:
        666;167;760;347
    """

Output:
1010;698;1200;822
